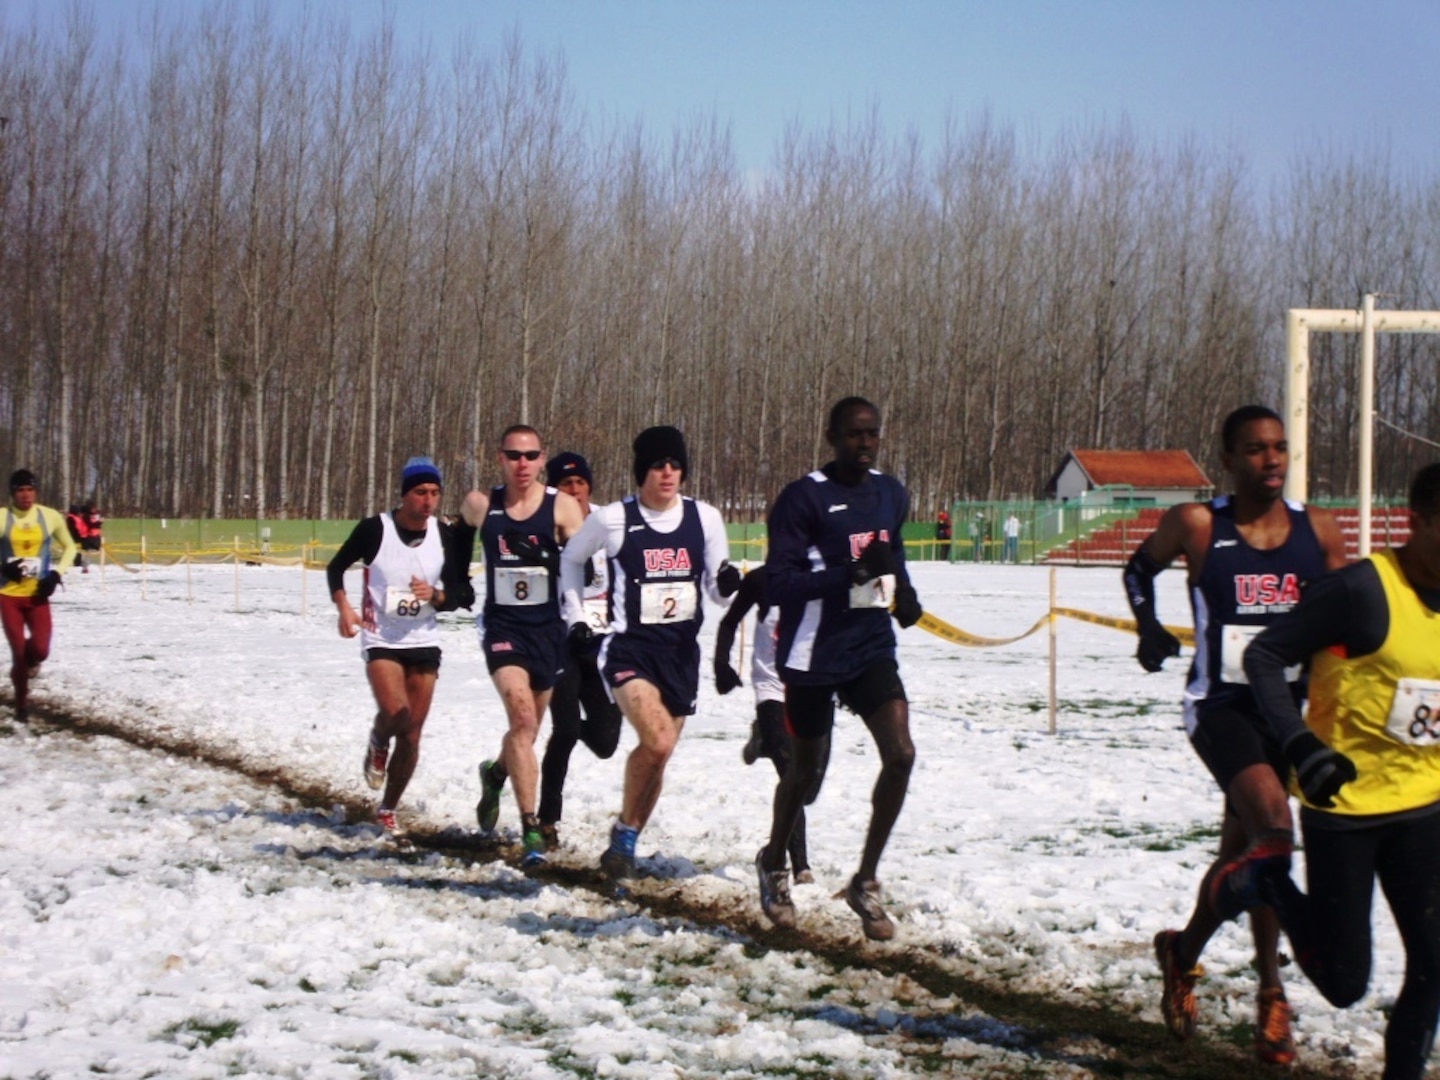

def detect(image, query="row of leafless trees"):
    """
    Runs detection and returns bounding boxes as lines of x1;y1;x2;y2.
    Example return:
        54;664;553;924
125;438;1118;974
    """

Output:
3;5;1439;520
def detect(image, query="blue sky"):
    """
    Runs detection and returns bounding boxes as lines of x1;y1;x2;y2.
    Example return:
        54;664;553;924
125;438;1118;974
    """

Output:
84;0;1440;187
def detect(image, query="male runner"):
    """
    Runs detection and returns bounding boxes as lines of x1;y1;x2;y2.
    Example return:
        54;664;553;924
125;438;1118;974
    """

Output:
462;426;584;863
537;451;623;848
559;426;738;881
756;396;923;941
1124;404;1345;1064
0;470;77;722
1241;462;1440;1080
328;456;460;831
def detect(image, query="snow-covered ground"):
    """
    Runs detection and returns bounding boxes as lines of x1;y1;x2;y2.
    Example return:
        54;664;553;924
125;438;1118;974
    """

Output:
0;558;1402;1078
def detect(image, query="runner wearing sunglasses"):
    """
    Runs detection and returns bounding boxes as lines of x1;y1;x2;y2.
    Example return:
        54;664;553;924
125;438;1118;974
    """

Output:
459;425;585;863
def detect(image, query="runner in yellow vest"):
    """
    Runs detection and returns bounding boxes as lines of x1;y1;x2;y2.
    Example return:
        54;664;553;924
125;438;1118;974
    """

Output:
0;470;78;722
1240;462;1440;1080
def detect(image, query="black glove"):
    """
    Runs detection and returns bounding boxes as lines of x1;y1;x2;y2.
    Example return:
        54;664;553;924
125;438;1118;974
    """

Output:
892;582;922;629
714;660;742;695
34;571;61;600
1285;731;1357;808
447;577;476;611
503;529;560;574
1136;621;1182;673
850;539;896;586
568;621;595;653
1;558;23;583
716;561;741;598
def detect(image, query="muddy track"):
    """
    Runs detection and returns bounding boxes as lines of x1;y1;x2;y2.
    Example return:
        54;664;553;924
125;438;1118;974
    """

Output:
21;699;1360;1080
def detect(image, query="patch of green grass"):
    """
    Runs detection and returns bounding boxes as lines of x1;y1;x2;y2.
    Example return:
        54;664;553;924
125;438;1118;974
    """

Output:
164;1017;240;1047
298;977;318;993
613;988;636;1006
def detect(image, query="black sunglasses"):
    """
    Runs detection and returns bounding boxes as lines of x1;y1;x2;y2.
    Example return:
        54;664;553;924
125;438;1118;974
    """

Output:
502;449;542;461
649;457;684;471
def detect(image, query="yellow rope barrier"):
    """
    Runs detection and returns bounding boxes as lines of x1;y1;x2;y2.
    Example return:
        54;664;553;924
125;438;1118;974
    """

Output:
914;606;1194;648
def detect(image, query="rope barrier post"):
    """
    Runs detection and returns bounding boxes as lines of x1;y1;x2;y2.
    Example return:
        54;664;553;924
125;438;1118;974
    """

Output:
186;543;193;604
300;543;308;618
233;536;241;612
99;542;106;591
140;536;147;602
1048;566;1058;735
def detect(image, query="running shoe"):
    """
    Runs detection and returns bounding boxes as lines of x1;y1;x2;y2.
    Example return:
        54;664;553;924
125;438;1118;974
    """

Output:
475;759;505;834
375;805;397;832
1255;987;1296;1066
520;815;547;867
540;822;560;850
599;821;638;881
741;721;762;765
756;849;796;928
845;875;894;941
363;737;388;790
1154;929;1203;1041
1208;831;1294;921
794;868;815;885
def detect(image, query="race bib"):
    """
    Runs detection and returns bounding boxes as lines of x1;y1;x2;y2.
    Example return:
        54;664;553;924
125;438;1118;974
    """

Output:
639;581;697;624
384;586;430;619
493;565;550;606
582;597;612;633
1219;624;1301;684
1384;678;1440;747
16;557;40;580
849;573;895;611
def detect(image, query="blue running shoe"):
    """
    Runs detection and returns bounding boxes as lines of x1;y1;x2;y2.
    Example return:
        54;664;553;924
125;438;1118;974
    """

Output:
599;821;638;881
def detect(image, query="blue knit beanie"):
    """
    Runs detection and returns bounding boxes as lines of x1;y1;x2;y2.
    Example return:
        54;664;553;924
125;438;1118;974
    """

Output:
400;456;442;494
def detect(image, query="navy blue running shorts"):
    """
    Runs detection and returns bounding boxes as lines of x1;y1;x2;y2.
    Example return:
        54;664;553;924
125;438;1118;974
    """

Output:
481;616;567;692
600;633;701;718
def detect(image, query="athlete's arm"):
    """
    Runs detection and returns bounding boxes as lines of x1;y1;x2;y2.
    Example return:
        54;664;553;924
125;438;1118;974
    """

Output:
553;489;585;544
714;567;764;694
698;502;733;605
764;482;850;604
559;505;614;627
458;488;490;528
438;517;476;611
1122;504;1202;672
887;482;923;627
1245;564;1379;805
326;517;383;596
328;516;383;637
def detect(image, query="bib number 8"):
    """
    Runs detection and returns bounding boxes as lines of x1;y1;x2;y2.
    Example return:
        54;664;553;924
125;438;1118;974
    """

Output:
1387;679;1440;746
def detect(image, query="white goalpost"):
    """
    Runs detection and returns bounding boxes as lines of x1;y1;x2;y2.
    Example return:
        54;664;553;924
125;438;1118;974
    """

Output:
1283;294;1440;556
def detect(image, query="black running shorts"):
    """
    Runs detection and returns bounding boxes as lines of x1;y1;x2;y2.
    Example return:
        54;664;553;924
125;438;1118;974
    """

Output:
1189;701;1290;797
784;658;907;740
363;645;441;673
